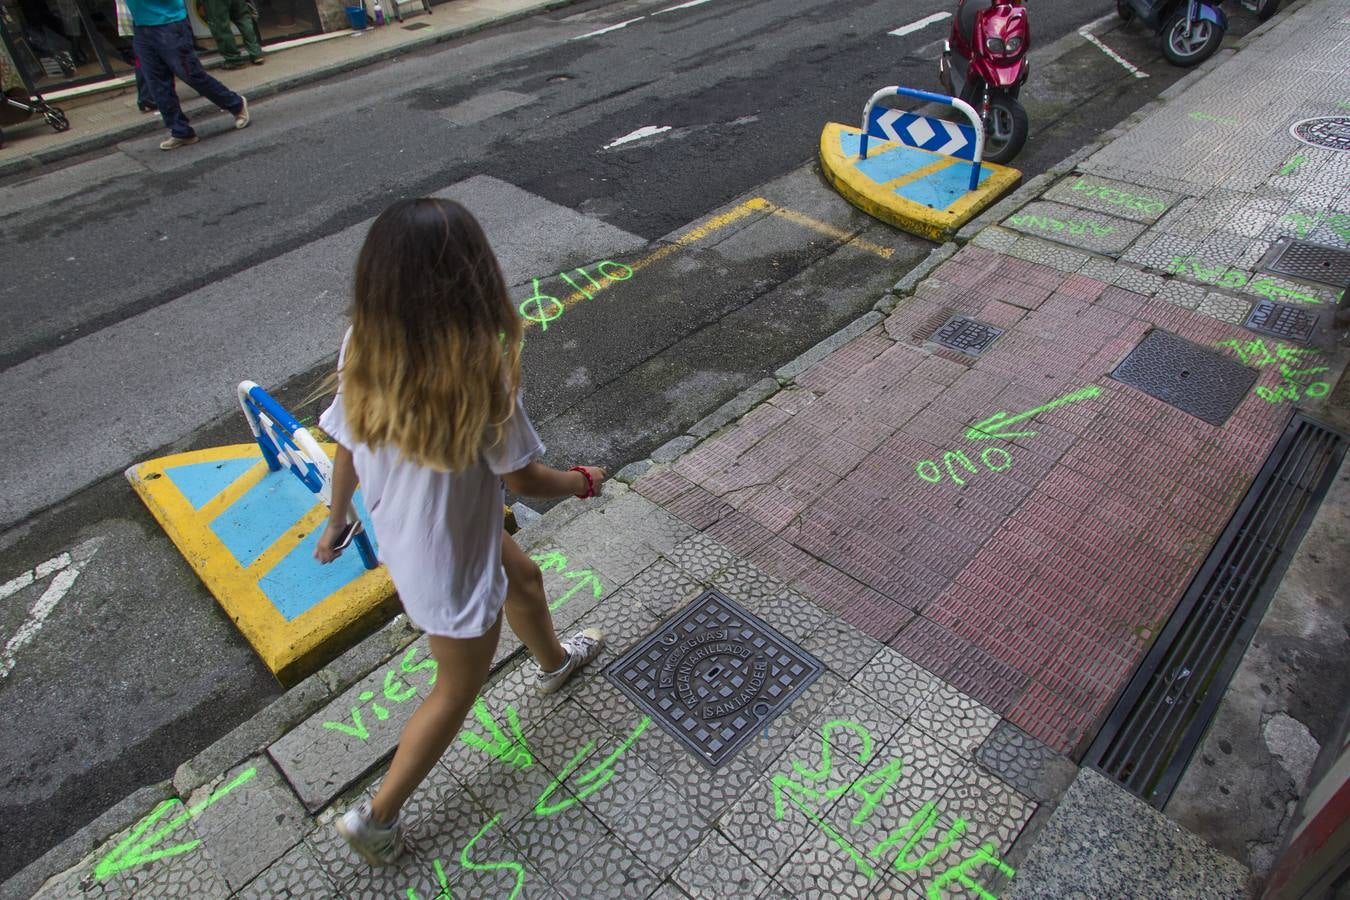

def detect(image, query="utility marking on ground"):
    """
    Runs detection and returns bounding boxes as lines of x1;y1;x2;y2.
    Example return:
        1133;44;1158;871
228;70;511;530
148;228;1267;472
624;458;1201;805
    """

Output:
1;538;101;679
1079;25;1148;78
889;11;951;37
520;197;894;331
573;16;644;39
1278;154;1306;176
655;0;713;12
604;125;673;149
94;766;257;879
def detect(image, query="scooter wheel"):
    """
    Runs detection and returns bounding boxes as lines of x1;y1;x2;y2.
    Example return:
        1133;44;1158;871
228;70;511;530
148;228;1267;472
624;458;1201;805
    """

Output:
1162;11;1224;67
1255;0;1279;20
1116;0;1132;21
982;94;1028;165
46;108;70;132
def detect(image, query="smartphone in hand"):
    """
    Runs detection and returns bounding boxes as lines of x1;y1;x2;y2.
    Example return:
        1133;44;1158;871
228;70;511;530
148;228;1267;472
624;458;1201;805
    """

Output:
329;521;362;552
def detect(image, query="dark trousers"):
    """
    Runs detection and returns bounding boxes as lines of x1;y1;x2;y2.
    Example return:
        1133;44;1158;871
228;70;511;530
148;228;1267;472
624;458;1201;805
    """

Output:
203;0;262;63
132;19;242;139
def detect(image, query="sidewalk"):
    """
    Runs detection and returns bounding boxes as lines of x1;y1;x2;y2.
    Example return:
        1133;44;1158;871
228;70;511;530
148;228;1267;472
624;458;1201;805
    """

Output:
7;0;1349;897
0;0;574;178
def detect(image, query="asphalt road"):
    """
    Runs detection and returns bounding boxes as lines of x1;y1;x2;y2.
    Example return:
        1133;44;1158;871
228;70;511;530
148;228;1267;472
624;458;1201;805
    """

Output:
0;0;1267;881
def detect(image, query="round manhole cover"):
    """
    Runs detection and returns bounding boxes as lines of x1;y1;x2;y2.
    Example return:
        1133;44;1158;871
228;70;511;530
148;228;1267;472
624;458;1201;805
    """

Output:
1289;116;1350;152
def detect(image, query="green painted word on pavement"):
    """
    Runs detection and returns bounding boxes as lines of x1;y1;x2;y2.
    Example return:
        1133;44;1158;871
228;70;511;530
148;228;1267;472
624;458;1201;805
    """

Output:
518;259;635;331
1188;110;1238;125
1006;213;1114;237
1215;338;1330;405
1278;154;1306;177
407;716;651;900
1069;180;1165;215
530;550;604;612
322;645;437;741
1167;256;1323;305
460;697;533;769
95;768;256;880
772;720;1015;898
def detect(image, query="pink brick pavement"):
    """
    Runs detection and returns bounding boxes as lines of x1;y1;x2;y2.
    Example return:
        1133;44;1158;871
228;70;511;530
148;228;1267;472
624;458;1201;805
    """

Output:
637;245;1303;756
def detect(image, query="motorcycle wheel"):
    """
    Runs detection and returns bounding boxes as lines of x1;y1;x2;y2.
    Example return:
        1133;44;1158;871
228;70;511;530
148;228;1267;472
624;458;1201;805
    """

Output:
982;94;1028;164
1162;11;1224;67
1116;0;1132;21
1255;0;1279;20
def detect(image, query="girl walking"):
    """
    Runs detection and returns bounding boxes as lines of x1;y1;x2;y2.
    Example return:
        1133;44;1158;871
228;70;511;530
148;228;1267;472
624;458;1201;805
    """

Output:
314;197;607;865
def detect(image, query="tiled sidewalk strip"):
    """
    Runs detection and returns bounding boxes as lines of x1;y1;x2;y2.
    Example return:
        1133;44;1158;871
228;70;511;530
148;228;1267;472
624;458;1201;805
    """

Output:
641;242;1303;755
31;493;1039;898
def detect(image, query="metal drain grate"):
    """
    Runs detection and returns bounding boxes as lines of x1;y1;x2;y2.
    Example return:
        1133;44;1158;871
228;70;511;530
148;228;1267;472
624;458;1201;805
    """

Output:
402;21;430;29
1260;238;1350;287
1085;414;1347;807
1244;300;1320;343
931;315;1005;356
605;588;822;768
1111;329;1257;426
1289;116;1350;152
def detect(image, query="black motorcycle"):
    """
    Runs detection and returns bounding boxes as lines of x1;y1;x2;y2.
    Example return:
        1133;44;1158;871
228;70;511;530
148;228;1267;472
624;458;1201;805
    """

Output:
1117;0;1227;67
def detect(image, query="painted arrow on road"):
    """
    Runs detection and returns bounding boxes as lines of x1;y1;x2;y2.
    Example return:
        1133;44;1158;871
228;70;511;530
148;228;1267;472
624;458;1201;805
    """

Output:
94;767;256;880
964;385;1102;441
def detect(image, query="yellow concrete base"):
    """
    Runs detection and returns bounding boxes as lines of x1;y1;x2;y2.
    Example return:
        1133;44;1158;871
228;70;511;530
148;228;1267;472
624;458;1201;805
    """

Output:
819;122;1021;242
127;444;397;685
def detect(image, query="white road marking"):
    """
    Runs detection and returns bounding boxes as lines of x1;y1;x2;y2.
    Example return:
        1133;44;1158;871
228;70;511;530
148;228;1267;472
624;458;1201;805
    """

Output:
1;538;101;679
1079;23;1148;79
604;125;673;149
655;0;713;13
573;17;645;39
890;11;951;37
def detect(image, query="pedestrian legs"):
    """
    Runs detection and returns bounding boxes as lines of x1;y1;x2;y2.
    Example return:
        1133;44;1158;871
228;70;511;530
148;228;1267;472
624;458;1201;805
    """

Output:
133;20;244;141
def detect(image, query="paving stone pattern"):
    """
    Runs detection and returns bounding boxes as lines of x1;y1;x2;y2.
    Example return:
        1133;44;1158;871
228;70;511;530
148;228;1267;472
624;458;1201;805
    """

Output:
36;505;1036;899
649;243;1296;754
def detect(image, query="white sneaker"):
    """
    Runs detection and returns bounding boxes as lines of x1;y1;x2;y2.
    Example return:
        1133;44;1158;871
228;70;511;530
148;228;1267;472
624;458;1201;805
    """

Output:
535;628;605;695
336;800;403;866
159;135;199;150
233;95;250;130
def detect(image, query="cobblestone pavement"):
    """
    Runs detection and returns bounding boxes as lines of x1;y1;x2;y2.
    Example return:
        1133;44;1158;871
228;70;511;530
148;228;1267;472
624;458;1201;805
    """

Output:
12;0;1348;898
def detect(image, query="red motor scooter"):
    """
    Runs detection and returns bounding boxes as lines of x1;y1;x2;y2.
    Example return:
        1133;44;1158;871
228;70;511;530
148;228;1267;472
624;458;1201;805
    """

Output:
938;0;1030;164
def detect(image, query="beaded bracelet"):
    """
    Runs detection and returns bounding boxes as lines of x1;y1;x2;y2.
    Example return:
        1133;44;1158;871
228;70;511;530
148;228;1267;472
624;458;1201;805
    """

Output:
569;466;596;499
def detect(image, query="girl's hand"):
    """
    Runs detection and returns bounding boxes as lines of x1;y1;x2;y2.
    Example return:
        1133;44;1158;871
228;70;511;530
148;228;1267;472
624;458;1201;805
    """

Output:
314;519;348;564
575;465;607;498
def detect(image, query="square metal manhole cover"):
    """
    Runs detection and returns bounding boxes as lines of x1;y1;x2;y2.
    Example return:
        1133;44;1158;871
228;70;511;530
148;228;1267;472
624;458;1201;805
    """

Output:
932;315;1005;356
1244;300;1319;343
1111;329;1257;426
1259;238;1350;287
605;588;823;768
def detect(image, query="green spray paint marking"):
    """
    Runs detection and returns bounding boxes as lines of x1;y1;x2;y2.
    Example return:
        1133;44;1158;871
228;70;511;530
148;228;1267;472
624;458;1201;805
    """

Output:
518;260;635;331
1215;338;1331;405
534;716;650;815
530;550;605;611
460;698;533;769
1188;111;1238;125
94;767;256;880
1168;256;1323;304
322;646;436;741
1006;213;1114;237
1069;180;1166;214
965;385;1102;441
771;719;1016;893
459;815;525;900
1281;211;1350;242
1278;154;1307;176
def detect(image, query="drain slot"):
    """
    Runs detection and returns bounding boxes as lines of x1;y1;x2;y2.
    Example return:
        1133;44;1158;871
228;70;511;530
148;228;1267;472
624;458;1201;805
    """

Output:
1259;238;1350;287
1084;414;1347;807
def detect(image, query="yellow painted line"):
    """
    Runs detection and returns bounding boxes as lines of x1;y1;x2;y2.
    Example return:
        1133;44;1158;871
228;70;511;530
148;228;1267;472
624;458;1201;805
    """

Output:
245;501;328;578
524;194;897;329
198;459;269;522
766;206;895;259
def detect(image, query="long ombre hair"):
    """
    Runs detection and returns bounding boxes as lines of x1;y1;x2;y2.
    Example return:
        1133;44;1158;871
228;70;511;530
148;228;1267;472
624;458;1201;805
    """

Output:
340;199;523;471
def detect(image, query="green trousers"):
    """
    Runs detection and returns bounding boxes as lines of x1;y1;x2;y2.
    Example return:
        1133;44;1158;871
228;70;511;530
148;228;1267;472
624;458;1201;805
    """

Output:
203;0;262;63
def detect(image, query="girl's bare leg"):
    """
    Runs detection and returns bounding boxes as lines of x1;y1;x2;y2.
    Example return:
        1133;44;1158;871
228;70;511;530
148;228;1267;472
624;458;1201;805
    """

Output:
500;531;567;672
369;622;500;823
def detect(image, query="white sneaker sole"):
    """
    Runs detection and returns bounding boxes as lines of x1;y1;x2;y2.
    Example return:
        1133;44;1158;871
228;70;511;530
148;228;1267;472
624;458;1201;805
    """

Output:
335;817;401;866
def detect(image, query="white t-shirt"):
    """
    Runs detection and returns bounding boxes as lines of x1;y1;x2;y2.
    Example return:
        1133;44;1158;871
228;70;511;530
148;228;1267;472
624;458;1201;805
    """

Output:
319;333;544;638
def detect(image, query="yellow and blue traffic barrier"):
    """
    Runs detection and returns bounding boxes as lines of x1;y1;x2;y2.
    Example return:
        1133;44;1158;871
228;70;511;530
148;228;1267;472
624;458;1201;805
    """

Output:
820;84;1021;242
126;383;394;685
